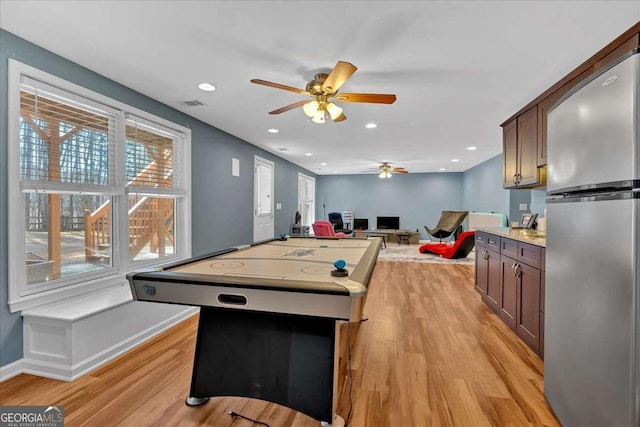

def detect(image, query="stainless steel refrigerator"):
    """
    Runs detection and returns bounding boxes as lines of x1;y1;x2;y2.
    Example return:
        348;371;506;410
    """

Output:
545;50;639;427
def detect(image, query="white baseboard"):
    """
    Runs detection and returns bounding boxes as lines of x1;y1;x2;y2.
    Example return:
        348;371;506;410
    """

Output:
4;306;198;382
0;358;24;382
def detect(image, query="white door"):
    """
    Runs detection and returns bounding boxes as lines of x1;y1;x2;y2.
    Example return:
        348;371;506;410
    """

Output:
253;156;274;242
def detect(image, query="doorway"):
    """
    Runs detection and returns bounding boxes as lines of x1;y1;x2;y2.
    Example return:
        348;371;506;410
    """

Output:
253;156;274;242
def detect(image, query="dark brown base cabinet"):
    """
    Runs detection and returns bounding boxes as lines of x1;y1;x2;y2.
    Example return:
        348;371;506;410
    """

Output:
475;233;501;313
515;261;541;351
475;231;545;358
499;255;518;330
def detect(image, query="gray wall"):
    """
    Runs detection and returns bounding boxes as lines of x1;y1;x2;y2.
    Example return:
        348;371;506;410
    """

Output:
462;155;510;217
0;30;314;366
509;190;532;226
317;154;514;239
316;173;464;240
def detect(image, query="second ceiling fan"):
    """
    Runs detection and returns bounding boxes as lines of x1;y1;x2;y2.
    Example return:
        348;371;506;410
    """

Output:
251;61;397;123
378;162;408;178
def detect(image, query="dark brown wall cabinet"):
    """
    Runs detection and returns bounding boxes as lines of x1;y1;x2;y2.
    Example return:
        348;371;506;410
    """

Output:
502;106;542;188
502;24;639;182
475;231;545;357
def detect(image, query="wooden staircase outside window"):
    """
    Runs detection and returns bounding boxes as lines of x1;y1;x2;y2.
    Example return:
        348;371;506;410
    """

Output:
84;156;175;263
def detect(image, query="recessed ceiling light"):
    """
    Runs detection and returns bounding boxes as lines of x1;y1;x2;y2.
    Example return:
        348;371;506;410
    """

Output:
198;82;216;92
451;158;460;162
467;146;477;151
440;168;446;171
365;123;378;129
268;128;279;134
305;152;313;156
320;162;327;166
277;147;290;152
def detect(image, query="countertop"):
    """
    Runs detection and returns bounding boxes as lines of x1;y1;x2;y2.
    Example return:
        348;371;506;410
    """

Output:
477;227;546;248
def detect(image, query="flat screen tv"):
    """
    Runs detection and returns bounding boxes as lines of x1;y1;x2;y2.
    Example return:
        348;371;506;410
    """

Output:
377;216;399;230
354;218;369;230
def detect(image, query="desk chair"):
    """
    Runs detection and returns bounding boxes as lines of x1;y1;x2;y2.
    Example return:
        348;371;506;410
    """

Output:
424;211;469;242
327;212;353;235
312;220;346;237
418;231;476;259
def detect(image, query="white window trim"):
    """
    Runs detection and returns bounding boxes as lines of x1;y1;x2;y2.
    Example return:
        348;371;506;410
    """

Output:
7;59;191;313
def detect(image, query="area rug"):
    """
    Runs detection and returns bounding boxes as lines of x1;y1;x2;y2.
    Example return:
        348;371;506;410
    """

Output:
376;244;475;265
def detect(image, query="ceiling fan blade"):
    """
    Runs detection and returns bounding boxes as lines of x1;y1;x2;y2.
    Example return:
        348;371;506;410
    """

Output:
251;79;309;95
392;167;407;172
322;61;357;93
332;112;347;122
393;170;409;174
268;100;309;115
335;93;397;104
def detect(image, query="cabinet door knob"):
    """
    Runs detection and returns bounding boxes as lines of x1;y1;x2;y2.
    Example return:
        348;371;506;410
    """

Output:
513;174;518;184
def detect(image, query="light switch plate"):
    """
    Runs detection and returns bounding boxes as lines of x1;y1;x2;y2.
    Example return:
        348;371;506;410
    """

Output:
519;203;528;211
276;203;282;210
231;158;240;176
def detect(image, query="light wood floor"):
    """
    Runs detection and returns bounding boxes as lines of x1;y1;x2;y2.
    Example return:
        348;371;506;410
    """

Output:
0;261;560;426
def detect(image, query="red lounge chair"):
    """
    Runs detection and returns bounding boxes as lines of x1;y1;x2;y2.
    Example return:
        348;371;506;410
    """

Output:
312;220;346;238
419;231;476;259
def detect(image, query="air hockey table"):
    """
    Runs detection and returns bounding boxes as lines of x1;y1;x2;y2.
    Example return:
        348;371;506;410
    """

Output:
127;236;381;426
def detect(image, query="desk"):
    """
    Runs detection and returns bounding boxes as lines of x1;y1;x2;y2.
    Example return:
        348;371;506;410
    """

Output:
128;237;380;426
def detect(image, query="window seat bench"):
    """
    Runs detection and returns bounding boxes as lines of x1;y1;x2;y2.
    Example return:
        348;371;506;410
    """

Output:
20;284;197;381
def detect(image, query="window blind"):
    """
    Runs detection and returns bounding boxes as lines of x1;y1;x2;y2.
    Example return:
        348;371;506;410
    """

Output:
125;116;184;196
19;79;118;195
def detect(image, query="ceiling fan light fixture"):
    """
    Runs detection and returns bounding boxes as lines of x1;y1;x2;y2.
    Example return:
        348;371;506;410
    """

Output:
379;171;392;179
326;102;343;121
303;100;320;117
311;111;326;124
252;61;396;123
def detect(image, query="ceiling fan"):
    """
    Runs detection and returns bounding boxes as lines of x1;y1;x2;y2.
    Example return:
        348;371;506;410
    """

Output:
378;162;408;179
251;61;397;123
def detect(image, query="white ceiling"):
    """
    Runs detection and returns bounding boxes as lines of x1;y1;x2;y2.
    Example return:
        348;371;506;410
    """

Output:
1;1;639;175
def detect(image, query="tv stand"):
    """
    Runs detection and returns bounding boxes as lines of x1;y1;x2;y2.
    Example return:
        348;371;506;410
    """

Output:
355;229;420;244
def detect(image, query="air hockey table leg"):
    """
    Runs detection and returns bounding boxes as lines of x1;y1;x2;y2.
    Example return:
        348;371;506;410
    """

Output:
319;322;346;427
185;396;210;406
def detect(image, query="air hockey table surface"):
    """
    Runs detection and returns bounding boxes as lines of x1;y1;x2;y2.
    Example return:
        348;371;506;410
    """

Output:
129;236;381;321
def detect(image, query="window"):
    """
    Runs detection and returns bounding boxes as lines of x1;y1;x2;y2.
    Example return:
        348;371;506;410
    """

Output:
125;117;184;262
8;60;191;312
297;173;316;228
